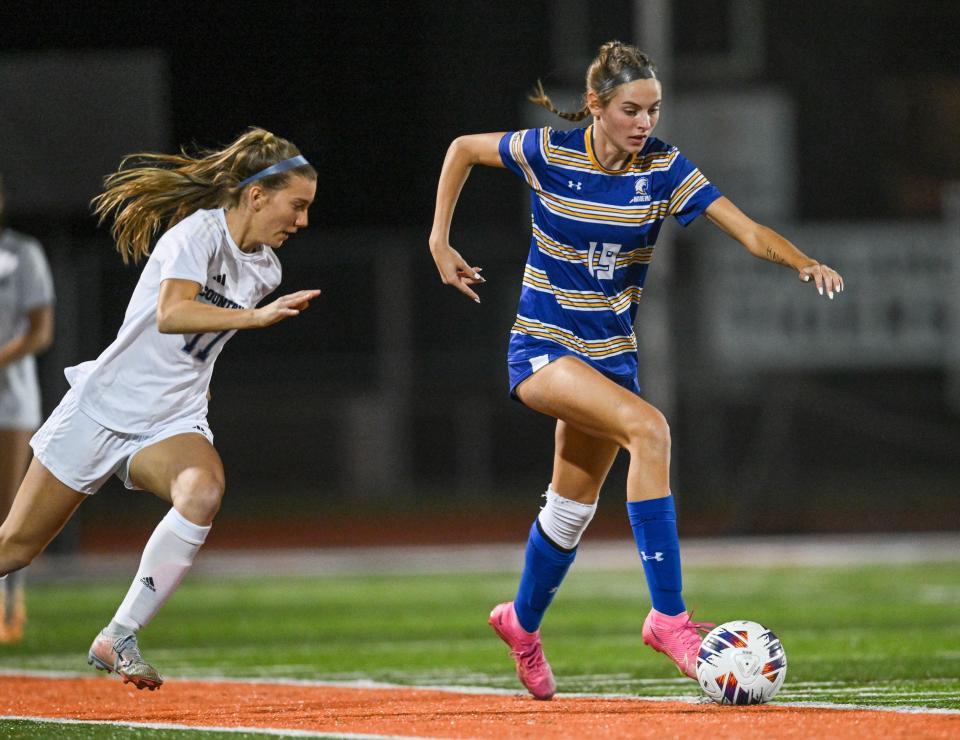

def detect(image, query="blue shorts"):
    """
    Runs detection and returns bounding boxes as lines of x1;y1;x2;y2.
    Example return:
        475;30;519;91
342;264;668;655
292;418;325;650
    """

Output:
508;351;642;402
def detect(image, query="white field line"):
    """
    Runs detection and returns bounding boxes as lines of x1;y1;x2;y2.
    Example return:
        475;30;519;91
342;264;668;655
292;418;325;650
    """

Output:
1;668;958;716
27;531;960;581
0;715;437;739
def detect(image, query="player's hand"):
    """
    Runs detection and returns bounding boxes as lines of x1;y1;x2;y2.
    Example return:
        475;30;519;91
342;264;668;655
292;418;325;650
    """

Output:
799;263;844;299
254;289;321;327
430;243;486;303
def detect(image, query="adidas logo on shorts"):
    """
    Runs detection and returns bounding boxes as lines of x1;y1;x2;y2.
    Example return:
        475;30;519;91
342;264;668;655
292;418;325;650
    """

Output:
140;576;156;592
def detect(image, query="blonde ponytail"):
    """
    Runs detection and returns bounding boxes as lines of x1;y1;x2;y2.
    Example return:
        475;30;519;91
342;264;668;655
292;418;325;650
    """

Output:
91;127;316;263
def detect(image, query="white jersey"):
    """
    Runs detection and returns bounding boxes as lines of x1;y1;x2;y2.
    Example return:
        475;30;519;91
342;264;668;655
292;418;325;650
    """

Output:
66;208;281;434
0;228;55;429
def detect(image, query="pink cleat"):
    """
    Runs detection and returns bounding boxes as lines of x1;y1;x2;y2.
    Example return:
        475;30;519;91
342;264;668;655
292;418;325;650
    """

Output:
642;608;714;679
488;601;556;700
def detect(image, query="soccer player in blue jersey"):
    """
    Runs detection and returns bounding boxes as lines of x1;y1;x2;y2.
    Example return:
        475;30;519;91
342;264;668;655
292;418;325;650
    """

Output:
429;41;844;700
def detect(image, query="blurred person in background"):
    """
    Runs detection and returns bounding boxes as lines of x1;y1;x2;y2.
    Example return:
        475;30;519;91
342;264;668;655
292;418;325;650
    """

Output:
429;40;844;699
0;128;318;689
0;173;55;644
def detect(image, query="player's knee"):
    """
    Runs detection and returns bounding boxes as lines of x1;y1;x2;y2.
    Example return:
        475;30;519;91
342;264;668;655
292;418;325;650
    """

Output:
624;406;671;459
172;468;225;523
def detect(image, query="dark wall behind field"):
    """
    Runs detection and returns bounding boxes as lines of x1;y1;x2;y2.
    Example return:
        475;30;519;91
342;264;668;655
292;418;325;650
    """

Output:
2;0;555;226
5;1;957;224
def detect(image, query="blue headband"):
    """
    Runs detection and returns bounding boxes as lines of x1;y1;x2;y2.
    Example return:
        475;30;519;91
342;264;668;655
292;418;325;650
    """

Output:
237;155;310;188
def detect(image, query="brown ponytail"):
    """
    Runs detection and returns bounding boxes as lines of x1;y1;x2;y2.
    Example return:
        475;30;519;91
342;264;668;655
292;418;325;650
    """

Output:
91;127;316;264
529;40;657;121
528;80;591;122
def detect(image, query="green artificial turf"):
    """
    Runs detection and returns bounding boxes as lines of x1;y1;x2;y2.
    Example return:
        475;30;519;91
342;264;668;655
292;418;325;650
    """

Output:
1;560;957;737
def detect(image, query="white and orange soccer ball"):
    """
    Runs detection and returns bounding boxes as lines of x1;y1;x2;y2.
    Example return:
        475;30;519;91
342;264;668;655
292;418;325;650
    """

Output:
696;620;787;705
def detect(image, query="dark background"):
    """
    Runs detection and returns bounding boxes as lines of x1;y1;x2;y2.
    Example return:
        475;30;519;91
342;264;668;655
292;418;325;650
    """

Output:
4;1;957;222
2;0;958;548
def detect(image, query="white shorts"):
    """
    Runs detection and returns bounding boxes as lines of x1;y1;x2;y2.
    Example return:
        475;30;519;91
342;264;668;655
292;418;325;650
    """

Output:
0;358;42;430
30;389;214;495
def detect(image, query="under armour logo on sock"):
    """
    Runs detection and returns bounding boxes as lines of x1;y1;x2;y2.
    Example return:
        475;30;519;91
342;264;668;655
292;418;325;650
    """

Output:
140;576;156;592
640;551;664;562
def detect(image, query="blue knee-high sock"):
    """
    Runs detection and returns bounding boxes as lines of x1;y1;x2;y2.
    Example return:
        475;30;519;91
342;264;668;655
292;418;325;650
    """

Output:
514;520;577;633
627;496;686;616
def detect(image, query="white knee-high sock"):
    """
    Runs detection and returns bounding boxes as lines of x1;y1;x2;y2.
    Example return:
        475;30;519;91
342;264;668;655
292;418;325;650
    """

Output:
537;485;598;549
110;508;210;632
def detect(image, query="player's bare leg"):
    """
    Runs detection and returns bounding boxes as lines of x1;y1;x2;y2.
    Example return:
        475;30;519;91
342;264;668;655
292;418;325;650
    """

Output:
489;381;623;699
549;419;619;505
89;432;222;690
0;459;86;643
0;458;86;576
516;356;670;503
517;356;711;679
129;432;225;525
0;430;34;521
0;430;36;642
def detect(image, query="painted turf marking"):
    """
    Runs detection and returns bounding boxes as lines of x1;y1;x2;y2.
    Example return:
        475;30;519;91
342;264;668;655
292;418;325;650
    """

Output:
1;669;958;715
0;716;437;739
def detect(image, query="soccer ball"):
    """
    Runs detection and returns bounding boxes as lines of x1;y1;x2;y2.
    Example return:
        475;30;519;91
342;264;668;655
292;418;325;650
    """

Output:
696;620;787;705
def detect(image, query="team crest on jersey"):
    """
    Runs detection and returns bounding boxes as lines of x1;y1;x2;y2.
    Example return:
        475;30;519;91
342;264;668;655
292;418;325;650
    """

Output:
630;176;652;204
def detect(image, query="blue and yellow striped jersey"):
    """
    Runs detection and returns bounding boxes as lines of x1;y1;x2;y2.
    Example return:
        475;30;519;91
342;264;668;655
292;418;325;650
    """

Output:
499;125;721;381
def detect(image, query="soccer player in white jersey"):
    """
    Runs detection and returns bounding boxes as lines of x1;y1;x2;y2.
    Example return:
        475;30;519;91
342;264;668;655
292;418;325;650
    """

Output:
0;128;319;689
429;41;844;699
0;174;55;643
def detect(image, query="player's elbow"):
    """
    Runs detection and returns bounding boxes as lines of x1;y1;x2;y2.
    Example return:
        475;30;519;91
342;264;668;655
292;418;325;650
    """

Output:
450;135;487;167
156;308;172;333
35;328;54;353
449;136;472;164
156;304;182;333
157;290;201;332
26;308;55;354
30;321;54;354
740;225;769;258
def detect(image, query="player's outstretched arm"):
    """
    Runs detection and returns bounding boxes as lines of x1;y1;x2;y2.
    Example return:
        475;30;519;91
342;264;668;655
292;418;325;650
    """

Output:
156;278;321;333
705;196;845;299
428;133;505;303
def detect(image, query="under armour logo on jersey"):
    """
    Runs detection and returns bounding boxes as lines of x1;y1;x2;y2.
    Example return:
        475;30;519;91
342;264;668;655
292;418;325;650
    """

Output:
212;273;226;286
140;576;156;592
567;180;582;191
640;551;664;562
